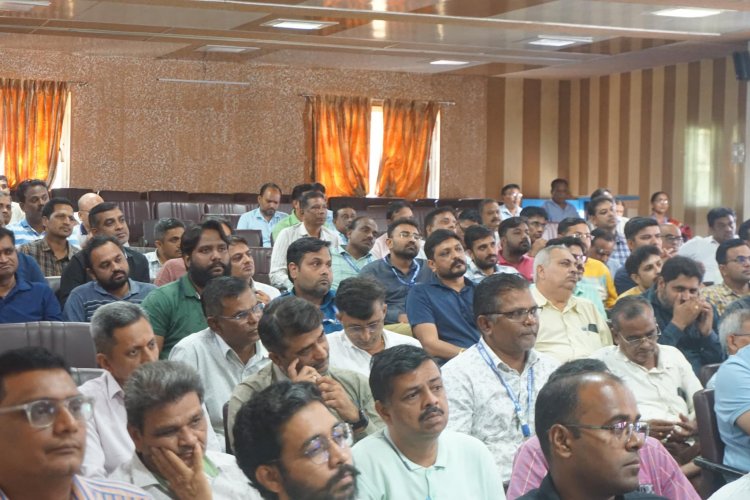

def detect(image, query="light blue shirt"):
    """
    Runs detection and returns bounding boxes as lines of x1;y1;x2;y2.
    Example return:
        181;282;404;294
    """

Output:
715;345;750;471
331;249;374;289
353;428;506;500
8;218;42;246
541;200;580;223
236;208;287;247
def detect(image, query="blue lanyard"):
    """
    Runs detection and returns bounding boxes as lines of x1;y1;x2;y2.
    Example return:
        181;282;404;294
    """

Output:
476;341;533;438
342;252;372;274
386;257;420;287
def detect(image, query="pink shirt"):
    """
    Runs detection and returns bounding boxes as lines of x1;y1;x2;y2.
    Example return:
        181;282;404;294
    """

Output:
154;258;187;286
499;254;534;282
506;435;699;500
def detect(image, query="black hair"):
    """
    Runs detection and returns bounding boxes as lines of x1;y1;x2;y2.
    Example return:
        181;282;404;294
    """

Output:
586;195;614;217
290;183;313;202
624;217;659;241
180;219;230;256
386;200;411;221
259;183;282;197
458;208;482;224
591;228;615;244
590;188;612;200
299;191;325;210
716;238;749;266
334;276;386;320
501;183;521;196
610;296;652;331
369;345;435;403
624;245;661;277
0;347;69;402
347;216;372;233
333;206;356;221
202;276;250;318
310;182;326;194
286;237;330;272
257;296;323;354
546;236;585;254
557;217;588;236
463;224;494;251
738;219;750;242
83;235;124;270
477;198;498;213
473;273;529;319
660;255;703;284
708;207;736;228
498;216;527;238
386;217;419;238
650;191;667;204
0;227;16;246
41;197;73;219
88;201;120;229
424;229;461;260
154;218;186;242
520;206;548;220
16;179;47;203
424;207;455;231
550;178;568;190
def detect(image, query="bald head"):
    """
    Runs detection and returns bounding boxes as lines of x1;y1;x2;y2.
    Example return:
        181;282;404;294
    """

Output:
78;193;104;232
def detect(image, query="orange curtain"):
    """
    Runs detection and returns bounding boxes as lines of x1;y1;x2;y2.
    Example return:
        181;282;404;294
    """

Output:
0;79;68;188
310;95;370;197
376;99;439;199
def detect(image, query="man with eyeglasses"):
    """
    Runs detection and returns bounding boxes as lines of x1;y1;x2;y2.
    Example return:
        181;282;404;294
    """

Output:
144;217;185;281
614;217;665;295
531;245;612;363
520;206;550;258
18;197;79;277
234;381;360;500
705;308;750;390
546;237;606;316
498;216;534;281
441;274;559;481
500;183;523;220
353;345;504;499
111;360;261;499
328;276;420;377
591;297;703;479
169;277;269;443
701;239;750;317
0;346;150;499
589;228;616;264
660;223;684;257
517;367;668;500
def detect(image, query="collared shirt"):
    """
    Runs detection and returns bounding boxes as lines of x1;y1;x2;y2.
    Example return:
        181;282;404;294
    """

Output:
508;435;699;500
360;255;433;324
590;345;702;421
252;279;280;301
7;218;43;246
154;257;187;286
583;256;617;308
169;327;270;439
141;274;207;359
541;200;580;223
271;211;300;241
63;279;156;322
465;258;519;284
18;237;79;277
679;235;728;285
442;339;559;481
709;472;750;500
331;249;374;289
237;207;288;247
327;328;421;376
109;450;262;500
337;230;349;246
499;254;534;282
0;275;62;323
227;363;381;450
278;288;342;333
69;223;88;248
715;345;750;471
702;282;749;317
574;280;606;317
516;472;672;500
353;428;505;500
0;475;151;500
406;275;479;349
530;285;612;363
269;222;340;290
500;204;521;220
617;286;644;301
144;251;163;281
607;231;631;276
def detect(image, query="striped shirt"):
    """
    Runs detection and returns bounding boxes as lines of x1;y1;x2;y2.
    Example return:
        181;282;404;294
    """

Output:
18;237;79;277
63;279;156;322
7;218;43;246
0;474;151;499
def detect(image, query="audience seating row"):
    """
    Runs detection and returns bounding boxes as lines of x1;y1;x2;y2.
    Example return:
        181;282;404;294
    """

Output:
0;321;97;369
49;189;292;210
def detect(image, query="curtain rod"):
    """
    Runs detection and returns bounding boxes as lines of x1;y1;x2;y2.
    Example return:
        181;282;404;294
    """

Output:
300;93;454;106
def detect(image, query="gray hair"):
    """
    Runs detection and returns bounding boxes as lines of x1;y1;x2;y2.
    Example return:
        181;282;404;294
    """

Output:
90;302;149;355
533;245;568;282
718;309;750;353
124;360;204;431
201;276;249;318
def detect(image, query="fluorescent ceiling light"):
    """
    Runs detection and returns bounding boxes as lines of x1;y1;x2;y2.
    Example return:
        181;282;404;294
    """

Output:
0;0;49;12
528;35;593;47
262;19;338;30
197;45;258;54
157;78;251;87
430;60;470;66
652;8;724;18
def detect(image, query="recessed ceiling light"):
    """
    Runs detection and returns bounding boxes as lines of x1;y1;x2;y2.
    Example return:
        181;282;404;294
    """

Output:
262;19;338;30
0;0;50;12
528;35;593;47
652;8;724;18
197;45;258;54
430;60;470;66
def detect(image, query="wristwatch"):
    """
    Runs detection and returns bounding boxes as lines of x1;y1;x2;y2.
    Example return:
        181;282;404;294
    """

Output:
349;408;369;431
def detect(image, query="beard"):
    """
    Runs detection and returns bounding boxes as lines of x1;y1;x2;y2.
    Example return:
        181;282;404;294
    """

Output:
391;243;419;260
99;270;129;292
438;258;466;280
280;463;359;500
189;260;229;288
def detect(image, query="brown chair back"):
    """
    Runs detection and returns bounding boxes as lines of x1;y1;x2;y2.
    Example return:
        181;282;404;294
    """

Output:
248;247;272;285
0;322;97;368
700;363;722;387
694;389;723;463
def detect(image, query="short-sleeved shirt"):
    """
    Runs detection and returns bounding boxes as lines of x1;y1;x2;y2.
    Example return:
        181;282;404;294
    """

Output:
499;254;534;282
278;288;342;333
517;473;668;500
360;256;433;324
327;328;421;376
7;218;43;246
269;222;340;290
715;345;750;471
607;231;631;276
0;276;62;323
141;274;207;359
615;264;638;295
465;258;519;284
271;211;300;241
18;238;79;277
331;249;375;289
678;235;725;285
237;207;288;247
541;200;580;223
702;282;749;317
0;475;151;500
63;279;156;322
583;257;617;308
406;275;479;349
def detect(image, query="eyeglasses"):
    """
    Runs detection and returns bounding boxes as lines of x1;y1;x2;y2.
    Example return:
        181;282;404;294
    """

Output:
528;221;547;229
218;303;265;321
563;420;650;443
571;253;588;264
345;318;384;336
618;326;661;346
484;306;540;322
0;395;94;429
728;256;750;265
662;235;683;244
595;248;612;256
571;232;592;240
397;231;422;240
302;422;353;465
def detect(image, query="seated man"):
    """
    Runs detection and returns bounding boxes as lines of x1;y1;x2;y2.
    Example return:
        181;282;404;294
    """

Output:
69;192;103;248
112;361;261;499
588;228;616;265
679;207;737;285
144;217;185;281
371;200;418;259
18;197;79;277
59;202;150;305
442;274;559;481
0;346;150;499
331;216;378;289
142;219;230;358
353;345;505;499
617;245;663;300
709;308;750;389
520;206;549;257
456;207;481;242
236;182;286;248
227;235;279;304
169;277;270;442
424;206;458;237
701;238;750;316
498;217;534;281
587;195;630;275
644;256;724;374
7;178;49;246
591;297;703;474
615;217;665;294
463;224;518;283
546;237;606;316
479;198;501;241
63;236;156;322
542;178;580;223
500;183;523;219
531;245;611;362
333;205;357;245
233;381;359;500
279;237;342;333
406;229;479;361
507;359;699;500
328;276;420;376
270;182;312;242
0;227;61;322
228;296;381;450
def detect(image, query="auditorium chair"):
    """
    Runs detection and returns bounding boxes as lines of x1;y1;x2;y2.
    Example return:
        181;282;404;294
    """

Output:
147;190;189;203
235;230;262;247
412;198;438;207
248;247;272;285
50;188;93;210
699;363;722;387
189;192;234;203
363;205;388;233
278;203;293;215
153;202;204;224
205;203;252;215
203;213;241;228
328;197;368;211
98;190;144;202
233;193;258;204
118;200;151;244
0;322;97;369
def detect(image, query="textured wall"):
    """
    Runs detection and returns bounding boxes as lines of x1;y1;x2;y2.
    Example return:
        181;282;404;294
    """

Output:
0;48;487;198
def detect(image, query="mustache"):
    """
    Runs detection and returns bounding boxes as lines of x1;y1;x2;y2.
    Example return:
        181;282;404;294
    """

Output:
451;258;465;267
419;405;444;422
322;463;360;491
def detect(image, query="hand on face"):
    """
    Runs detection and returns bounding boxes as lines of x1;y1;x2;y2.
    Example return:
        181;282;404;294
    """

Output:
255;289;271;305
150;443;211;500
287;358;321;383
316;376;360;423
670;297;703;330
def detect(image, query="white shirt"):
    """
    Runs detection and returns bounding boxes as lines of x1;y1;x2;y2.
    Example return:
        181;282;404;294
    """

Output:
590;345;703;421
441;338;560;481
269;222;340;290
79;371;223;478
144;251;162;282
169;328;270;441
252;280;280;301
327;328;421;376
678;235;730;285
709;472;750;499
110;450;262;500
